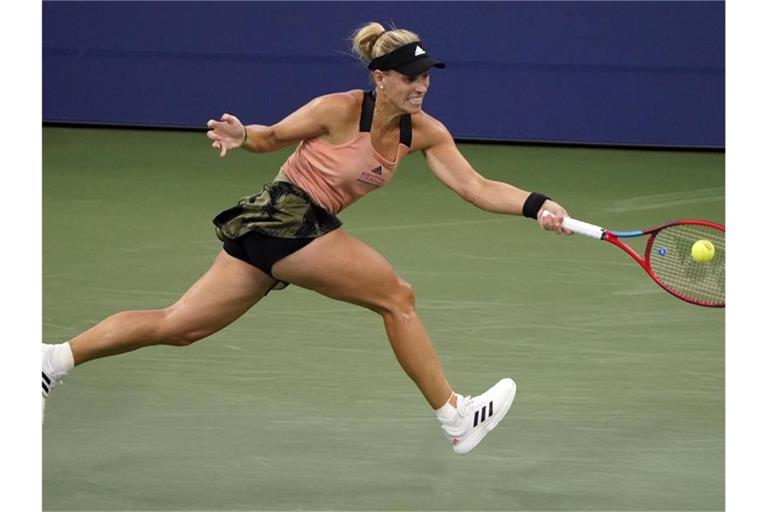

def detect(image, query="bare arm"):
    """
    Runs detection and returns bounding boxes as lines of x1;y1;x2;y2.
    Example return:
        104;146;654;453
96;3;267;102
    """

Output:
205;94;345;156
421;119;569;233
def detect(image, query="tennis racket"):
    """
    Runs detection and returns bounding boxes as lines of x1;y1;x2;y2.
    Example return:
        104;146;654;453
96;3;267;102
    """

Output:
560;216;725;307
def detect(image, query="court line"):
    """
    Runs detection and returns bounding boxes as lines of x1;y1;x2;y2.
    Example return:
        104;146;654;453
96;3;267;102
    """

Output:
81;286;180;297
42;321;78;332
350;218;510;233
596;187;724;214
450;252;637;268
185;219;510;245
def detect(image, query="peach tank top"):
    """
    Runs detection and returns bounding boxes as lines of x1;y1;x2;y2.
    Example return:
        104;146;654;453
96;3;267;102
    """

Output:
279;91;412;215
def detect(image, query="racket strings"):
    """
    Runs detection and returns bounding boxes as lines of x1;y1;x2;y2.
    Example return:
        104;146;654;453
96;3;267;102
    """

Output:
648;224;725;306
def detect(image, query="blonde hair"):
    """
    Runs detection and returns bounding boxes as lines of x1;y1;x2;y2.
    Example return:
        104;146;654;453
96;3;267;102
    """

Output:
350;22;420;64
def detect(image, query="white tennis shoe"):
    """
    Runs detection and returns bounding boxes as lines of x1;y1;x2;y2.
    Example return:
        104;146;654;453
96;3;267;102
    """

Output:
42;344;67;420
438;378;517;455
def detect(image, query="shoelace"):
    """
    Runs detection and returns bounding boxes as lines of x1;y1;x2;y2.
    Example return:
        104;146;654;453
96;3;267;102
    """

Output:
456;395;473;417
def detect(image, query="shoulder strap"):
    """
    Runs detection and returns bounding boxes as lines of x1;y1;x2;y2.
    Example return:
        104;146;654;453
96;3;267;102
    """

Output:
399;114;412;147
359;90;375;132
361;89;412;147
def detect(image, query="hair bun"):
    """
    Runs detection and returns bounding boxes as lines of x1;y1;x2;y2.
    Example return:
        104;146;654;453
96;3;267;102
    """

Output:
351;22;387;62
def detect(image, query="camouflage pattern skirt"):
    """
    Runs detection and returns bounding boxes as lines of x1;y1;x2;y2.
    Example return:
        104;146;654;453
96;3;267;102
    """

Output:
213;179;342;242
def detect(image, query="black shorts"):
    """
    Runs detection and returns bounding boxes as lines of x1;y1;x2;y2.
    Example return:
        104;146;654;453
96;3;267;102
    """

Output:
215;179;342;290
223;231;315;288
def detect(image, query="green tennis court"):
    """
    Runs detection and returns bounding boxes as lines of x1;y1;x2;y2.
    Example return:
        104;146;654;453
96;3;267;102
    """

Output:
43;126;724;511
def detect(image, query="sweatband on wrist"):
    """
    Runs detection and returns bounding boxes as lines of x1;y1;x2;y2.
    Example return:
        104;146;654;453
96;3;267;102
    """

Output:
522;192;550;219
241;126;248;145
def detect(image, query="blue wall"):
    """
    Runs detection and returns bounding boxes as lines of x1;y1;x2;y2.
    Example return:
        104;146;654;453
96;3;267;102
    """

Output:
43;1;724;147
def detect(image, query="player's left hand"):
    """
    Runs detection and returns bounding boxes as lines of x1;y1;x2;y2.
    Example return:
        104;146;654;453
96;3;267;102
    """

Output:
538;200;572;235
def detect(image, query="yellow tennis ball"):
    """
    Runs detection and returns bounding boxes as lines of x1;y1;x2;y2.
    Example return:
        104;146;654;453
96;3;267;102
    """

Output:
691;240;715;264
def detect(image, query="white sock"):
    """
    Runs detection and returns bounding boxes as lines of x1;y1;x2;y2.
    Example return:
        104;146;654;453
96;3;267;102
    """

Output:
435;393;458;423
48;342;75;377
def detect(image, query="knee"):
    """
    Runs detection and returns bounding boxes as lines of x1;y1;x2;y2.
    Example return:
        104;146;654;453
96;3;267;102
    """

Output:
377;278;417;318
159;308;214;347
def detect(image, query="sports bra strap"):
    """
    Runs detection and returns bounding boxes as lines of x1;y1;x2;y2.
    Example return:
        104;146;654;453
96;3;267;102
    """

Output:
360;90;412;148
359;90;375;133
398;114;412;147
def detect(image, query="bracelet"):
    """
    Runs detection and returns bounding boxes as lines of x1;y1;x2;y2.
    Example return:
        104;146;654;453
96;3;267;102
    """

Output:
241;125;248;145
522;192;550;219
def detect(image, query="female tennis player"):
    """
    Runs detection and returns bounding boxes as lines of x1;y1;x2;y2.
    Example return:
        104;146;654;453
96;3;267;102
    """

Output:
42;22;569;455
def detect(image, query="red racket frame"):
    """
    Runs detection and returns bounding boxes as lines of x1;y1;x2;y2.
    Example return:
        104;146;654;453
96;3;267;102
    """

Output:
602;219;725;308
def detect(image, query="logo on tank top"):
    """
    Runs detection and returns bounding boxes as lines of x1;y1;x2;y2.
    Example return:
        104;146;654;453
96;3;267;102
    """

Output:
358;165;385;186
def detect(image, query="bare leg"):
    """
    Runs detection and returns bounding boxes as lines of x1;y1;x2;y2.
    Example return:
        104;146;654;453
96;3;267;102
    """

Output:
68;250;277;366
272;229;454;409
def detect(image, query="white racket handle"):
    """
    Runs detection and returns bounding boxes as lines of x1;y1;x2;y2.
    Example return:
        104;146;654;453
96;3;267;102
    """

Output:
562;217;605;239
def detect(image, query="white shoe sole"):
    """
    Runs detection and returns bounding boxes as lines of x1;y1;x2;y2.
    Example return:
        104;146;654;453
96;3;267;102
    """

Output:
453;378;517;455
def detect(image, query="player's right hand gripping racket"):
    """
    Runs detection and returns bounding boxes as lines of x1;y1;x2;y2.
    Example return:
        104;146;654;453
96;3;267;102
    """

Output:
561;217;725;307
